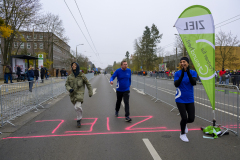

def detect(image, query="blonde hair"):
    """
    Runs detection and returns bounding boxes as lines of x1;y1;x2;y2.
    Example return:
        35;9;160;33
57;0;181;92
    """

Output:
177;63;183;70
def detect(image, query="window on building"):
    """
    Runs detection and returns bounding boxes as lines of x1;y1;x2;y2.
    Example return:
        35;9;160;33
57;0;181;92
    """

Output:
20;43;24;49
39;43;43;49
34;34;37;39
27;43;31;49
34;43;37;49
14;42;18;48
39;34;43;39
27;35;31;39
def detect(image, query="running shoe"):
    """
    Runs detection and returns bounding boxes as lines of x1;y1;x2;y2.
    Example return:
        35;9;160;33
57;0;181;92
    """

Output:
180;133;189;142
185;125;188;134
77;120;81;128
115;111;118;117
125;117;132;122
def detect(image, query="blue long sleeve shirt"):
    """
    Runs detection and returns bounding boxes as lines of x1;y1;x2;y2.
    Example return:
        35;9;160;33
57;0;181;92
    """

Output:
110;68;131;92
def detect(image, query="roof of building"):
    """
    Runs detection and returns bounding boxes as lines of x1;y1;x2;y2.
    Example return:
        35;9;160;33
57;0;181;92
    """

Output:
11;55;38;60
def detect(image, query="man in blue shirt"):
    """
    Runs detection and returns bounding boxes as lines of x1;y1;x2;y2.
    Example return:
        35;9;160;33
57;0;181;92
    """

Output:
110;60;132;122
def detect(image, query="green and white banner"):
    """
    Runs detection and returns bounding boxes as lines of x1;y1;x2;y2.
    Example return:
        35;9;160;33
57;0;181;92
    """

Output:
175;5;215;110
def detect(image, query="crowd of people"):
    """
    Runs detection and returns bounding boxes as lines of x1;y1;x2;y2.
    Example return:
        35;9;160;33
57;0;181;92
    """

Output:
134;68;240;87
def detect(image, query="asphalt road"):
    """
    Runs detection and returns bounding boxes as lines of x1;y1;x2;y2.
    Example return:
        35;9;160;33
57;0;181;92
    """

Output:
0;74;239;160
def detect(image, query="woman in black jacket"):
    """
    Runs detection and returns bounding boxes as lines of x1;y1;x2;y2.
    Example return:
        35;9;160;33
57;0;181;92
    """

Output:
34;68;39;82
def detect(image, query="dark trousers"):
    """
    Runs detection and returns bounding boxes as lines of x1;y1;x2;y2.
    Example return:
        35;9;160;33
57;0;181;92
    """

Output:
41;75;44;83
116;90;130;117
56;73;58;77
29;81;33;92
176;102;195;134
5;74;13;83
232;78;236;85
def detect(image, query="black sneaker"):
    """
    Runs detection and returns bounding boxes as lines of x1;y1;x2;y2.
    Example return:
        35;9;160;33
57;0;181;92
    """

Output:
125;117;132;122
115;111;118;117
77;120;81;128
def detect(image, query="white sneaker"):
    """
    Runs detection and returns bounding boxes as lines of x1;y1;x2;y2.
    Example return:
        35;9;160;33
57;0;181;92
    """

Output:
180;133;189;142
185;125;188;134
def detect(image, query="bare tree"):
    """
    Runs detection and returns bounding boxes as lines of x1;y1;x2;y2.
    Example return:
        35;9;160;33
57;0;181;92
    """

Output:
216;31;240;69
34;13;69;60
0;0;41;65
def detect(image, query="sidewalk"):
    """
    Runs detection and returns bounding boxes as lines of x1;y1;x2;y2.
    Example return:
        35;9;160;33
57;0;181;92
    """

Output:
0;77;60;85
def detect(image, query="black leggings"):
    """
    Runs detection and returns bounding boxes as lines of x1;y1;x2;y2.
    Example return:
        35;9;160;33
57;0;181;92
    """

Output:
116;90;130;117
176;102;195;134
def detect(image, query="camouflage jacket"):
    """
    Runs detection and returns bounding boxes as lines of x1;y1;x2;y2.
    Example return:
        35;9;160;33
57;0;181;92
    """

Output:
65;72;93;104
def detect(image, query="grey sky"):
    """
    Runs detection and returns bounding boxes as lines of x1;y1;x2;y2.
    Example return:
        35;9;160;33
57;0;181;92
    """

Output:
40;0;240;69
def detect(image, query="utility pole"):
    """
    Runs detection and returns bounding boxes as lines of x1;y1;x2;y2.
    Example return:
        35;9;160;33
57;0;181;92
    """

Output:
175;47;177;70
183;45;186;57
76;44;84;59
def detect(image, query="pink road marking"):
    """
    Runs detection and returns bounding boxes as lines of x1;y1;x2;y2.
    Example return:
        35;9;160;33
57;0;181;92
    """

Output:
118;116;166;130
65;118;98;133
2;128;201;139
107;117;110;131
35;119;64;134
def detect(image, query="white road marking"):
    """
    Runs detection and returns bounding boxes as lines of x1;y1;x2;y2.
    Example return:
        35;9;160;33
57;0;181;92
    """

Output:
93;88;97;95
113;88;116;92
132;88;146;95
143;139;162;160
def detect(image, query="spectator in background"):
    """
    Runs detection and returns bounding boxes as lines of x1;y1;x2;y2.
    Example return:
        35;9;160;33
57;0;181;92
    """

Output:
64;68;67;77
219;68;226;84
5;65;13;84
40;65;45;83
16;65;21;82
45;68;48;80
232;70;237;85
60;68;64;78
56;68;59;78
27;67;34;92
225;70;231;85
34;67;39;82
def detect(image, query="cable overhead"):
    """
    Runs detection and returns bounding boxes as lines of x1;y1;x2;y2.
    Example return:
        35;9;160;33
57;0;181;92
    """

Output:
215;14;240;26
64;0;98;57
216;17;240;29
164;15;240;52
74;0;99;56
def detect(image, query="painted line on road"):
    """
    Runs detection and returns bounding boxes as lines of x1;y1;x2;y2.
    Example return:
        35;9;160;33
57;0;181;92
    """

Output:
143;138;162;160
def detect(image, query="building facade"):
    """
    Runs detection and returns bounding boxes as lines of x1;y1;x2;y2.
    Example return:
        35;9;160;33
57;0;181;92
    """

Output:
0;31;73;77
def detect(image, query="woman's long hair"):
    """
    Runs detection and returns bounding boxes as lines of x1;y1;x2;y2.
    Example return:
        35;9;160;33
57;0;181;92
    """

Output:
177;63;183;70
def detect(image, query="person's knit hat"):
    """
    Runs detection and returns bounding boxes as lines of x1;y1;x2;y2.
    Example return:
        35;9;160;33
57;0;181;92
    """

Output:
180;57;189;64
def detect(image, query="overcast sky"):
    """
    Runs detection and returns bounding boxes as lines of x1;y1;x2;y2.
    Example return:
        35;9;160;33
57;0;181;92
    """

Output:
40;0;240;69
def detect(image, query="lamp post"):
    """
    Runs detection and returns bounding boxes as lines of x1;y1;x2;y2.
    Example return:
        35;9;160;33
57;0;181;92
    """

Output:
174;34;178;71
76;44;84;58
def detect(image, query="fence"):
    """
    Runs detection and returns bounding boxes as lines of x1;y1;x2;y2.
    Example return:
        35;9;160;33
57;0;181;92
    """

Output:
132;75;240;136
146;72;240;86
0;73;95;127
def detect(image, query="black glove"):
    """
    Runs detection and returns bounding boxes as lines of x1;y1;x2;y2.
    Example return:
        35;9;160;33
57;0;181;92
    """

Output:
186;66;190;74
69;89;74;93
186;67;197;86
174;68;185;87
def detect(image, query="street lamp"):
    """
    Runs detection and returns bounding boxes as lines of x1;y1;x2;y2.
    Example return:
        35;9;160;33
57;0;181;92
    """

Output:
76;44;84;58
174;34;178;71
